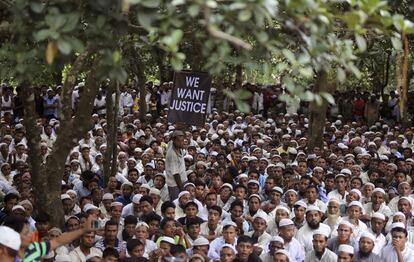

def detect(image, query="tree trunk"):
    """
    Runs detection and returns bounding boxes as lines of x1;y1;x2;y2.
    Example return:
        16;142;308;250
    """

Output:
111;84;120;178
308;70;329;150
21;82;44;216
235;65;243;90
103;84;114;185
133;52;148;119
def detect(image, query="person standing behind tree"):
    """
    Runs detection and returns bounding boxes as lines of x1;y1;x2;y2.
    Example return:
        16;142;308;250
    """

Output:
165;130;187;201
364;95;380;126
352;93;365;121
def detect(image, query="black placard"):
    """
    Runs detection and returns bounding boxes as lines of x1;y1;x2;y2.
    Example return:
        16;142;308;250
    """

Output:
167;71;211;126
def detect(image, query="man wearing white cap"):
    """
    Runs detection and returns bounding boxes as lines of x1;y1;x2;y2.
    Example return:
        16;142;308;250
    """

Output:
362;188;392;220
245;212;271;247
381;223;414;262
0;226;20;262
323;198;343;237
278;218;304;262
165;129;187;201
368;212;387;255
343;201;368;238
337;244;354;262
260;236;284;262
208;221;238;260
305;229;336;262
353;232;382;261
296;205;331;252
327;221;358;253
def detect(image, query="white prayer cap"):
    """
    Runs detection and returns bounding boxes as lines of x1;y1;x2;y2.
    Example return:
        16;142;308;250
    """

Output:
253;212;269;223
222;220;238;228
328;198;340;204
372;188;385;195
60;194;71;201
149;188;161;196
132;194;143;204
338;221;353;230
271;186;284;195
136;222;149;229
220;183;233;191
371;212;386;221
349;189;362;199
110;202;123;207
102;193;114;200
275;206;290;214
279;218;294;227
338;244;354;255
306;205;321;213
391;222;406;230
399;196;413;206
193;237;209;246
340;168;352;176
363;182;375;188
160;236;175;245
313;229;329;238
274;250;290;258
348;201;363;209
270;236;284;244
178;191;191;199
360;232;375;243
294;200;307;209
83;203;99;213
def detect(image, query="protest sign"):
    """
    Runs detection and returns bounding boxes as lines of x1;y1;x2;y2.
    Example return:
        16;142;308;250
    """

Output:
167;71;211;126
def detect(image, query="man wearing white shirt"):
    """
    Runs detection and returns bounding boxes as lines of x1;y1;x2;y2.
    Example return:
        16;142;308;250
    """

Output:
368;212;387;255
327;173;349;205
207;221;238;260
305;229;337;262
363;188;392;220
296;205;331;252
381;223;414;262
69;231;102;262
244;212;272;248
278;218;305;262
343;201;368;239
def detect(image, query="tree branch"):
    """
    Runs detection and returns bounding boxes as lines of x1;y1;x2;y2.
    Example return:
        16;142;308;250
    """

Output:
203;6;252;50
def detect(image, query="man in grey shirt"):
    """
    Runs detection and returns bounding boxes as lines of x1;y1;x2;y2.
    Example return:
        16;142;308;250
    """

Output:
165;130;187;200
353;232;384;262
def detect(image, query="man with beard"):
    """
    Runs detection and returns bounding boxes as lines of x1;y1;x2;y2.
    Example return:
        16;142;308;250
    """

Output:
305;230;337;262
278;218;305;262
327;221;358;253
323;198;342;237
362;188;392;221
353;232;382;262
296;205;331;252
69;231;102;261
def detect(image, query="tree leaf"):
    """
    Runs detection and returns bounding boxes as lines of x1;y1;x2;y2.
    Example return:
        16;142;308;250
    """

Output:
234;89;252;100
188;5;200;17
57;38;72;55
235;100;250;113
46;40;58;64
355;33;366;52
34;29;50;41
238;10;252;22
391;36;402;50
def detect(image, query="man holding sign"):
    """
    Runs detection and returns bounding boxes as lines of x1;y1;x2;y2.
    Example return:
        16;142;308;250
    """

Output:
167;71;212;127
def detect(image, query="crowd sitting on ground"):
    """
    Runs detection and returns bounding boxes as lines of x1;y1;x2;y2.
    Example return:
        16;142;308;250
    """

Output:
1;81;414;261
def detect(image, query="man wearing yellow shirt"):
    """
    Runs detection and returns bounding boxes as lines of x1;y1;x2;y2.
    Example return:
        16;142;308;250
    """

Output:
277;134;293;154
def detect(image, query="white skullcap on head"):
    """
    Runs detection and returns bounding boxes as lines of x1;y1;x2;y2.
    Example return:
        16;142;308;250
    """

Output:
360;232;375;243
279;218;294;227
306;205;321;213
372;188;385;195
178;191;190;198
313;229;330;238
338;220;353;230
270;236;284;244
274;249;290;258
391;222;406;230
253;212;269;223
348;201;363;209
275;206;290;214
371;212;386;221
349;189;362;199
338;244;354;255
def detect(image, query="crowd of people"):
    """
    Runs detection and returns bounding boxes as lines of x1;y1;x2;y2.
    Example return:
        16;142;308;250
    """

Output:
1;81;414;262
